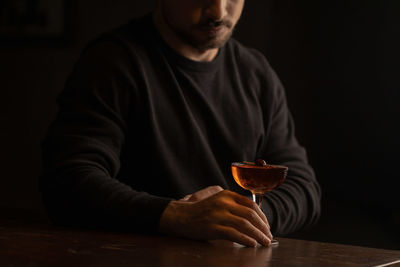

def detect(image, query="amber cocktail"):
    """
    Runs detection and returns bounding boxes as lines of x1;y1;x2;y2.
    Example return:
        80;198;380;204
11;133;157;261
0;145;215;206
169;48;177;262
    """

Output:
231;160;288;245
231;161;288;199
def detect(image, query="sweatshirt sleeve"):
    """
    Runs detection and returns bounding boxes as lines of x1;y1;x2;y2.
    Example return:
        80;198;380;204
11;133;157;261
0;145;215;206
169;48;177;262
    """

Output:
258;60;321;236
40;38;172;233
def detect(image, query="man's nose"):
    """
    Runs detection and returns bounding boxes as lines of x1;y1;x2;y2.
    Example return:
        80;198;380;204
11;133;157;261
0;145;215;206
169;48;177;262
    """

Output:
205;0;227;21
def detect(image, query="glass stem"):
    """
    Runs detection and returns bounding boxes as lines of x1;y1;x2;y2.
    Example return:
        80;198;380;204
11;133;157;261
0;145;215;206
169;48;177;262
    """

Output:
252;192;279;245
252;193;263;209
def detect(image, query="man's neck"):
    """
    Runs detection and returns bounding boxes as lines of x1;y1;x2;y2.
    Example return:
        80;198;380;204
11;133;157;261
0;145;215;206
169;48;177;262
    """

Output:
152;11;219;62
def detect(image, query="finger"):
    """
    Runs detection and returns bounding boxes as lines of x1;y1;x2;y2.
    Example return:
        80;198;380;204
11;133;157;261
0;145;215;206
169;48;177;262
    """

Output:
224;190;270;229
213;225;258;247
180;194;192;201
229;204;272;240
220;212;271;246
189;185;224;201
252;202;271;230
231;192;270;229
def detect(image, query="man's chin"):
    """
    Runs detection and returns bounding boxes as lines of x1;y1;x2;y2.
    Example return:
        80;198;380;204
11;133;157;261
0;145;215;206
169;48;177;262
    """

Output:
197;41;225;52
194;33;232;51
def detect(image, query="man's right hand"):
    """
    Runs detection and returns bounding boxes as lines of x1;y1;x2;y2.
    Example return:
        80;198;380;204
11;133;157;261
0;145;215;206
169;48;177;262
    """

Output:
158;186;272;247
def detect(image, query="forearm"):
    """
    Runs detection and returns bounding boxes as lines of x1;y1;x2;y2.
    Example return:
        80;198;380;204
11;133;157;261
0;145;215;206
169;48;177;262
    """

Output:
41;166;172;233
260;134;321;235
259;120;321;235
258;63;321;235
262;167;321;236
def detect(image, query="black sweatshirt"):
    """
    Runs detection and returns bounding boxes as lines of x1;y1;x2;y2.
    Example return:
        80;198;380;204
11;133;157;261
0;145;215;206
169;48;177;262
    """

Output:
40;14;321;236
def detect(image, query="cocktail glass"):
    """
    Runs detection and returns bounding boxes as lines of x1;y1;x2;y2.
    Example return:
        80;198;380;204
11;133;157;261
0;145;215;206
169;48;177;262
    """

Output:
231;161;288;245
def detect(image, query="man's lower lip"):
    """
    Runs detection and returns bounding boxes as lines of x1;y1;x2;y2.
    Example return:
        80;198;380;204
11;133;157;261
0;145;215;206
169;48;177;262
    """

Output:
201;26;224;33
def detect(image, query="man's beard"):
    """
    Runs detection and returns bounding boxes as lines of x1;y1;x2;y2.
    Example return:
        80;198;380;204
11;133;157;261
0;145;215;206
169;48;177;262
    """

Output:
164;12;235;52
182;27;233;52
190;18;234;51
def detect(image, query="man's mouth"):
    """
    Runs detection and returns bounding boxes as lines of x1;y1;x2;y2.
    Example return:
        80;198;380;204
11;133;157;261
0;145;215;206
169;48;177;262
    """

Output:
201;25;224;35
199;19;232;36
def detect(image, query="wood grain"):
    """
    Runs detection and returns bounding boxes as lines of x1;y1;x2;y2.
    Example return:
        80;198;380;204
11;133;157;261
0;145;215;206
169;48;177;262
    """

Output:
1;220;400;267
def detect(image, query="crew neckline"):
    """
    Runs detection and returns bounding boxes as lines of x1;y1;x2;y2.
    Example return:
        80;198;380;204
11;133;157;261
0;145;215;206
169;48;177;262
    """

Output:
144;13;225;73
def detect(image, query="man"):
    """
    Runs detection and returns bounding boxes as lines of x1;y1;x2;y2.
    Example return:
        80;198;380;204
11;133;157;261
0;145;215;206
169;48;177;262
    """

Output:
41;0;321;247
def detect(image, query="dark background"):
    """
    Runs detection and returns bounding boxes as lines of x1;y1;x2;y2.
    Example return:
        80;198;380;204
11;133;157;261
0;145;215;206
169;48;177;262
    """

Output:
1;0;399;249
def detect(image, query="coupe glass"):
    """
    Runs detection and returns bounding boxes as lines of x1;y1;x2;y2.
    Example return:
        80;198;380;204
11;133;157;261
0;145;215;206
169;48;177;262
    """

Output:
231;161;288;245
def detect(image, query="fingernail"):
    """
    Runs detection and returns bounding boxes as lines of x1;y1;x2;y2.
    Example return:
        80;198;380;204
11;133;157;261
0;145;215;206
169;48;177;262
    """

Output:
263;237;271;246
265;230;272;239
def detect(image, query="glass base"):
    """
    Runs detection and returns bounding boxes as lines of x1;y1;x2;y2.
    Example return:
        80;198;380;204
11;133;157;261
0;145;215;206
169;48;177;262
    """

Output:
271;239;279;245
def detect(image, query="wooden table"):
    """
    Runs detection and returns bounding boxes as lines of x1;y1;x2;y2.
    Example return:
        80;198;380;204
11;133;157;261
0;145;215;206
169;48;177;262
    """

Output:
1;220;400;267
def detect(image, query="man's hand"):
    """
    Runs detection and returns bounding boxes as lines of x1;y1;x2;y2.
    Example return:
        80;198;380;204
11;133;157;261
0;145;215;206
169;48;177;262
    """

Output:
179;185;225;202
159;186;272;247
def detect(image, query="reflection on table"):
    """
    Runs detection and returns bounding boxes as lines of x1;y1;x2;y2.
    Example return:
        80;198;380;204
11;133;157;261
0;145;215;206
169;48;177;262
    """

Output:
1;219;400;267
